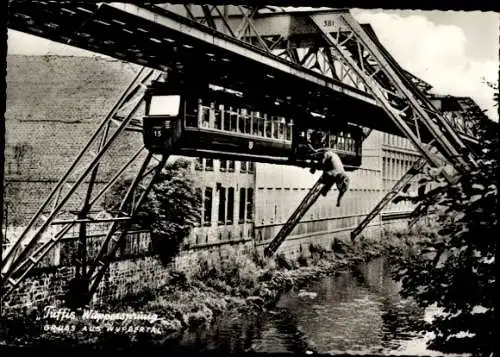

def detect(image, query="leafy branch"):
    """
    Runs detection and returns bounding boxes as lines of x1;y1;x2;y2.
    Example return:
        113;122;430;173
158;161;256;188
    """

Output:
391;107;497;355
103;158;201;265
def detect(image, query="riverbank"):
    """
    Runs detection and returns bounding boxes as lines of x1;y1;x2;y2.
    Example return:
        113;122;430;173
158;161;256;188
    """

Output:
0;230;427;347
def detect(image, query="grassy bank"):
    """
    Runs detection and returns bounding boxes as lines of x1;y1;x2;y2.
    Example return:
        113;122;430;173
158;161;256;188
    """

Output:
0;232;425;347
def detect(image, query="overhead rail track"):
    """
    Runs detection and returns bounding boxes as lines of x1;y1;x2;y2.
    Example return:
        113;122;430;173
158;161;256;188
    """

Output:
8;2;478;141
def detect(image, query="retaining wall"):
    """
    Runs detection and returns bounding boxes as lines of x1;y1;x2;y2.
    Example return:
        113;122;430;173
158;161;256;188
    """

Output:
1;217;401;315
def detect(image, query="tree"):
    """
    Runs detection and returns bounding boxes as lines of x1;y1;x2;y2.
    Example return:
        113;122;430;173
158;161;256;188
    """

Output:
392;111;497;355
103;158;201;265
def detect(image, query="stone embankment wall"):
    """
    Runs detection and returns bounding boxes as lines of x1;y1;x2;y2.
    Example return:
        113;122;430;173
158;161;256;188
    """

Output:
1;216;409;315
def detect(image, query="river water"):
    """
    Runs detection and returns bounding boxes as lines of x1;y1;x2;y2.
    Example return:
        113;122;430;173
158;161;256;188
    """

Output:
163;257;455;356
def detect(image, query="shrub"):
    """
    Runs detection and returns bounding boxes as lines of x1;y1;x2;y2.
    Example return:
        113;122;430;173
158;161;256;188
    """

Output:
103;158;201;266
275;253;293;270
393;111;497;355
297;253;309;267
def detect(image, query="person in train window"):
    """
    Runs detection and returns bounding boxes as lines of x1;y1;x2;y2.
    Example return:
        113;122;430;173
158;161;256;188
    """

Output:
308;133;350;206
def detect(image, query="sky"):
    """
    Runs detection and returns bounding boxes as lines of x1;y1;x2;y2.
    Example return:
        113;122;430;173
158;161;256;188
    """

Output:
6;8;499;121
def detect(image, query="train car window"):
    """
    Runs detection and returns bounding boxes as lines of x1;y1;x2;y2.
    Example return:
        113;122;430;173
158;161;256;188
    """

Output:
227;187;234;225
228;160;235;172
205;158;214;171
239;188;246;224
251;112;258;135
238;109;246;133
285;119;293;141
230;109;238;132
271;117;278;138
264;115;272;138
223;105;231;131
200;105;210;128
148;95;181;116
254;112;264;136
278;118;285;140
240;161;247;173
246;112;256;134
214;104;222;130
185;99;198;127
204;187;213;227
338;132;345;151
218;187;226;226
330;134;337;149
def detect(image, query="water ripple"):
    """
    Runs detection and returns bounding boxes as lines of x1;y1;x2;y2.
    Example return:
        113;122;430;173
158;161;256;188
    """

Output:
175;258;467;356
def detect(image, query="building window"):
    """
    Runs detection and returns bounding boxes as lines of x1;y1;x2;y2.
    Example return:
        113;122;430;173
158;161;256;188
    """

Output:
218;186;226;225
204;187;212;226
228;160;235;172
195;157;203;171
219;159;227;172
248;161;255;173
246;188;254;221
240;161;247;173
195;188;202;226
239;188;246;223
205;158;214;171
227;187;234;224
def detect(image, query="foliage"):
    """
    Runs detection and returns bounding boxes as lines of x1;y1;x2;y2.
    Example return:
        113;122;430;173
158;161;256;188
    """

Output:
392;116;497;355
184;247;260;291
103;158;201;265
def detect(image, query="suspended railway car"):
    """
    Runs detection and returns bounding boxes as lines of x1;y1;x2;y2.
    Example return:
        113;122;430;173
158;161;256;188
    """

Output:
142;79;363;170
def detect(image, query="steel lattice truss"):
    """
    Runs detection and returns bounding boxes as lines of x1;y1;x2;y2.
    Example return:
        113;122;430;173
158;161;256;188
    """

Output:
2;2;481;301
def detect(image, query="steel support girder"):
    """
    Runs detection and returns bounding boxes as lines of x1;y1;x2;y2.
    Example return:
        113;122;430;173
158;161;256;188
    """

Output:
2;66;149;269
87;153;169;298
187;8;351;48
309;14;474;179
103;3;377;107
179;6;370;93
264;176;325;257
1;67;162;299
350;158;427;240
178;6;479;144
0;146;147;299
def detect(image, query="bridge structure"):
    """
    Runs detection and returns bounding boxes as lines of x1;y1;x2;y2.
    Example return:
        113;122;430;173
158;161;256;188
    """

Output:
2;1;484;305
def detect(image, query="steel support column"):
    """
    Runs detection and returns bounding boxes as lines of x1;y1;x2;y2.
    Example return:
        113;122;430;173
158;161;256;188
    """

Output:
1;67;163;301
